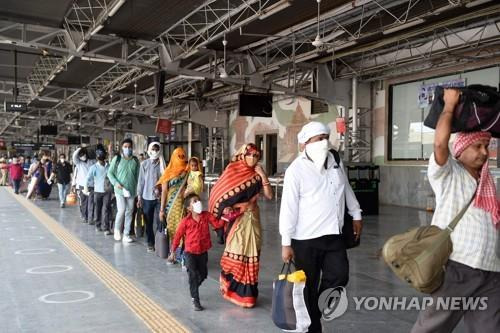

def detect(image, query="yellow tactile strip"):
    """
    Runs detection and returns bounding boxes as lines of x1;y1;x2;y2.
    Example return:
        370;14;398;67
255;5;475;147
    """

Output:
7;188;189;333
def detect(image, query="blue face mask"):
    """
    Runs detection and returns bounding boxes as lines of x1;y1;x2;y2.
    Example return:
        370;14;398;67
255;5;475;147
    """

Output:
122;147;132;157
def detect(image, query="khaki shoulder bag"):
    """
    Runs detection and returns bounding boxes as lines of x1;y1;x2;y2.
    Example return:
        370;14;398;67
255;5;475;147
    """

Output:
382;193;474;294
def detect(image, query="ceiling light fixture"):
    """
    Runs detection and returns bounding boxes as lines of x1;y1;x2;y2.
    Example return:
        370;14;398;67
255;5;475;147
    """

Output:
259;0;292;20
466;0;493;8
132;82;138;109
76;41;87;52
382;19;425;35
90;24;104;36
81;56;115;64
108;0;126;17
220;37;228;79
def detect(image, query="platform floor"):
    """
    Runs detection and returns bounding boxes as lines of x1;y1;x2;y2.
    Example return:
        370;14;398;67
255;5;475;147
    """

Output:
0;187;468;333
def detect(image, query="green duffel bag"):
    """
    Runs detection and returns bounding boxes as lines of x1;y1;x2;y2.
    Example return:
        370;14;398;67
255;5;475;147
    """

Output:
382;194;474;294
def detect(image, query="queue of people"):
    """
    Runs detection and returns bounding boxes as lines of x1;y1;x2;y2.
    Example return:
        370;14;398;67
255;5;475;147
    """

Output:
0;123;361;323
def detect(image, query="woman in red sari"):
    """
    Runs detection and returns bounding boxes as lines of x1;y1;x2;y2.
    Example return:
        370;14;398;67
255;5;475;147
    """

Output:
209;143;273;308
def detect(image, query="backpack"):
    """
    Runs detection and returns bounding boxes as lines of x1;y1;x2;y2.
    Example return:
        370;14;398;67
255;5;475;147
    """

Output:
329;149;360;249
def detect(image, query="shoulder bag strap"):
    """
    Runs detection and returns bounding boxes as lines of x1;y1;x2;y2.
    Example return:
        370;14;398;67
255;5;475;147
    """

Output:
446;190;476;233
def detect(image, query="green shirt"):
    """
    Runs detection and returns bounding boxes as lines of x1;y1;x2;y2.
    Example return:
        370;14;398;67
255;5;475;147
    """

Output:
107;155;140;197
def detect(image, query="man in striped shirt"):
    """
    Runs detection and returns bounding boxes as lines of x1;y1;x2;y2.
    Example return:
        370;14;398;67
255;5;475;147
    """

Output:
412;89;500;332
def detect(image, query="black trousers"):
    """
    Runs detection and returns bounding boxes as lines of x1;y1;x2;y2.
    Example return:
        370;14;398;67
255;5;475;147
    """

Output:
142;199;159;247
78;186;94;221
12;179;21;194
94;191;112;230
185;252;208;301
291;235;349;333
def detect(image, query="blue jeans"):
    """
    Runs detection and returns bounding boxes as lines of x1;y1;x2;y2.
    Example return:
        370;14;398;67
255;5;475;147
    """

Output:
142;199;160;247
57;183;70;205
114;194;135;236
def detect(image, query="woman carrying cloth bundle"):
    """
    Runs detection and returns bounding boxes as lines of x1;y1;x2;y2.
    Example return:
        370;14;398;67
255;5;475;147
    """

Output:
209;143;273;308
158;148;188;252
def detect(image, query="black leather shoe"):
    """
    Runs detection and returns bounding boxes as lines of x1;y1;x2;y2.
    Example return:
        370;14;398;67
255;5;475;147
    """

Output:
192;299;204;311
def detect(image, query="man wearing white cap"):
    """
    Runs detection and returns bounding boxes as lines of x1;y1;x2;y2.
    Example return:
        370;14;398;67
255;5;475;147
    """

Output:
279;121;363;333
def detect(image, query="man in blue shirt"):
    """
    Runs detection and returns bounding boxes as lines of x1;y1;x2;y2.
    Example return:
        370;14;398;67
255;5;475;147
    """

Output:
85;145;112;233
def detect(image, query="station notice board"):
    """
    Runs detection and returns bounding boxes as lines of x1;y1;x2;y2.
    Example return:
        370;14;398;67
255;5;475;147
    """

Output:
155;118;172;134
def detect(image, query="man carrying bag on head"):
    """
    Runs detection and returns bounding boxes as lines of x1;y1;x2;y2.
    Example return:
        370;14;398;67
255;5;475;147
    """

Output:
279;121;363;333
410;89;500;332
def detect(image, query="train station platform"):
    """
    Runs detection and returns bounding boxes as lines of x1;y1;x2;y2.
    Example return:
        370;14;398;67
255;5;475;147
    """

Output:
0;187;468;333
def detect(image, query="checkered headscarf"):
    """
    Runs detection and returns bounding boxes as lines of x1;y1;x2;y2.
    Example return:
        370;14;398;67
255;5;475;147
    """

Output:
453;131;499;226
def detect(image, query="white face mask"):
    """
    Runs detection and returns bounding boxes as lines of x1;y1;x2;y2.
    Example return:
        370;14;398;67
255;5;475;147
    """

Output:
305;139;329;171
80;156;87;162
192;201;203;214
148;150;160;159
60;158;65;163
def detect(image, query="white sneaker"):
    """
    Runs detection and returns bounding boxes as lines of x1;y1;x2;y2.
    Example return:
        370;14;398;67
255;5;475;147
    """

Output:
114;230;121;241
123;235;134;243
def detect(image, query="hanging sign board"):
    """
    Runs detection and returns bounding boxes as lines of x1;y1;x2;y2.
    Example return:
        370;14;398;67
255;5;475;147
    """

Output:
155;118;172;134
417;79;466;108
336;118;346;134
39;143;55;150
4;101;28;113
12;142;38;149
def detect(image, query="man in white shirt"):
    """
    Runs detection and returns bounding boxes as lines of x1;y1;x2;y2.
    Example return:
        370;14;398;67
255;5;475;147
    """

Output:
72;146;95;223
412;89;500;332
279;121;362;333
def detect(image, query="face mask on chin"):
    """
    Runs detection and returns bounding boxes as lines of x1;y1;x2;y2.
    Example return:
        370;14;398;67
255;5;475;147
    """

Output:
305;139;329;171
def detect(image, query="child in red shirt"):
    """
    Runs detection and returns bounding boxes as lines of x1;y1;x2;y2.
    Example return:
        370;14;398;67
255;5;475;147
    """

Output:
9;156;24;194
169;193;225;311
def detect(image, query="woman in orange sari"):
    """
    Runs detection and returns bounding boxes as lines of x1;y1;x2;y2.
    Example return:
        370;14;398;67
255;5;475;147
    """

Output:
158;147;188;259
209;143;273;308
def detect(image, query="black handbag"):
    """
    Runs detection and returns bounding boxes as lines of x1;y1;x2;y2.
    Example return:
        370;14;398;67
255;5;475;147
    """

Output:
331;149;361;249
134;207;144;238
342;209;360;249
155;217;169;259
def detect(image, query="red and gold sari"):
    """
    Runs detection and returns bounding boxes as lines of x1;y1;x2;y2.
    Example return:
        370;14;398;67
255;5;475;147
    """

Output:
209;144;263;308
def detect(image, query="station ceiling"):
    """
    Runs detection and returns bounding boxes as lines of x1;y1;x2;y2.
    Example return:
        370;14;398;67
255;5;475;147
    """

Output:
0;0;499;140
